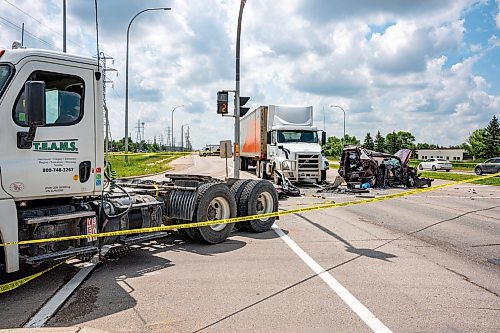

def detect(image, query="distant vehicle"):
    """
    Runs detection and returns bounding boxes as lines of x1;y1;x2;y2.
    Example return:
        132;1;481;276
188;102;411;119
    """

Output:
200;145;220;157
474;157;500;175
418;158;452;172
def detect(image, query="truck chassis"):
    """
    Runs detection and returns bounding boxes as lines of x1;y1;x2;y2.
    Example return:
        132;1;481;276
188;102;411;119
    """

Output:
4;174;278;273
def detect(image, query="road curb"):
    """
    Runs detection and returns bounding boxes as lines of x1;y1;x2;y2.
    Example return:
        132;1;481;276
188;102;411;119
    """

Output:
0;327;110;333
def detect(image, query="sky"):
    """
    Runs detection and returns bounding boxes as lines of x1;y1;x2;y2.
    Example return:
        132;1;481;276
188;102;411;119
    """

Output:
0;0;499;148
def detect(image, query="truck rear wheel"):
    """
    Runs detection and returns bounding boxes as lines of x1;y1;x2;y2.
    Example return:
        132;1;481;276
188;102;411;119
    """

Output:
237;180;278;233
189;183;237;244
230;179;252;231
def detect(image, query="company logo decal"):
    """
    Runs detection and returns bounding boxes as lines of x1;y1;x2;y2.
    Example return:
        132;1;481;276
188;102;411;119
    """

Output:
9;182;25;192
33;139;79;153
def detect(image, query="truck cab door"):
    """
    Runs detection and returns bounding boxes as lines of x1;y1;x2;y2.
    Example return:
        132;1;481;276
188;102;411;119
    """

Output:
0;61;96;199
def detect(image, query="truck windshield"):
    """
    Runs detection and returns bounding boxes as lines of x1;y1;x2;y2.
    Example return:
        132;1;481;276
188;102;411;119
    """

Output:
277;130;318;143
0;65;12;96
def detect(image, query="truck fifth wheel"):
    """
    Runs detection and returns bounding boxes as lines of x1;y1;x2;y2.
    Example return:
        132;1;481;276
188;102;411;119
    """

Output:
0;47;278;274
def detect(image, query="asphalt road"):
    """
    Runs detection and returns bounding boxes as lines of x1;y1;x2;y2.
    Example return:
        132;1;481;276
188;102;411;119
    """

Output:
1;155;499;332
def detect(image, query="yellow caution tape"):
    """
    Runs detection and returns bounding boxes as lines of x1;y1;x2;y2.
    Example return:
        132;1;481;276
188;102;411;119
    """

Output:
0;173;497;295
0;173;498;248
0;259;69;294
153;183;160;199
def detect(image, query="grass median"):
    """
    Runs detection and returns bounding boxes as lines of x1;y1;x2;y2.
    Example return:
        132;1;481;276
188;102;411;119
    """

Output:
420;171;500;186
107;152;191;177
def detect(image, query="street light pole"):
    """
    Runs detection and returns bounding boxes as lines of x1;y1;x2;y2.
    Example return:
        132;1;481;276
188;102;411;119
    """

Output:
125;7;170;162
62;0;66;52
330;105;346;139
181;124;189;152
234;0;246;179
171;105;184;151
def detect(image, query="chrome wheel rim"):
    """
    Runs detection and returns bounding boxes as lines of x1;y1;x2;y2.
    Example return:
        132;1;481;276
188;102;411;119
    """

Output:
207;197;230;231
256;191;274;222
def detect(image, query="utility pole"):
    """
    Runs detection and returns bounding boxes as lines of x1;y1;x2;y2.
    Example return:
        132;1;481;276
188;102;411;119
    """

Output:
100;52;116;154
186;127;191;151
62;0;67;52
141;122;145;141
234;0;246;179
135;120;142;143
165;126;171;151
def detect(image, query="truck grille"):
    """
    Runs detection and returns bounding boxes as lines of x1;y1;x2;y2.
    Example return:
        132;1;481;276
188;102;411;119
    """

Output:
297;154;320;171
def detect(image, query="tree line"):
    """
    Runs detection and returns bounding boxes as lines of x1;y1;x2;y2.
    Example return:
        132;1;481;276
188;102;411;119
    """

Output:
461;115;500;159
324;131;432;157
107;138;191;152
323;115;499;159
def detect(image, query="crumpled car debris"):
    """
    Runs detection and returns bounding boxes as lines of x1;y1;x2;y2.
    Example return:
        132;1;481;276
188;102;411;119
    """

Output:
338;145;433;188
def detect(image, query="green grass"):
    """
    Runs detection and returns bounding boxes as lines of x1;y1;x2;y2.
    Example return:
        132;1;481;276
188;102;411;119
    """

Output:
327;158;340;169
107;152;190;177
420;171;500;186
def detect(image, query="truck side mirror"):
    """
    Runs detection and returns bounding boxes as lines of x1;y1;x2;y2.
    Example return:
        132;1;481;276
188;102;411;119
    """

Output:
25;81;46;127
17;81;46;149
321;131;327;146
267;131;272;145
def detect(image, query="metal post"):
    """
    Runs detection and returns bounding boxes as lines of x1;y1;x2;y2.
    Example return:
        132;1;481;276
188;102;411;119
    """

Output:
330;105;346;139
234;0;246;179
125;7;171;162
62;0;66;52
181;124;188;152
171;105;184;152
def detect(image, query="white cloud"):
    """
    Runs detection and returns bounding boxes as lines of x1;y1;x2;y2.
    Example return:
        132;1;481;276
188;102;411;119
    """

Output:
0;0;498;148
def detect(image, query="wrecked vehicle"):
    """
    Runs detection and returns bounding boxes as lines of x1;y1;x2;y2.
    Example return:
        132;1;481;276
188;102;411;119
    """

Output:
338;145;433;188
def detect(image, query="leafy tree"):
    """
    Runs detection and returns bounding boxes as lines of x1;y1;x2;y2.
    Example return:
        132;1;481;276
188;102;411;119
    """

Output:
324;136;344;157
323;134;360;157
416;143;439;149
342;134;360;145
385;131;402;154
483;115;500;158
374;131;385;152
397;131;415;149
463;129;486;159
363;132;374;150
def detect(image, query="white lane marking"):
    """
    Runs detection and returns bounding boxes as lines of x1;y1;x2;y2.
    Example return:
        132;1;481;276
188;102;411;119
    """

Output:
24;259;99;328
272;224;392;333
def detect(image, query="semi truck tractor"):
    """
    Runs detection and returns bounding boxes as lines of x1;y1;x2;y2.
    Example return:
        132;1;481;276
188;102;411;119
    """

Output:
239;105;328;183
0;47;278;273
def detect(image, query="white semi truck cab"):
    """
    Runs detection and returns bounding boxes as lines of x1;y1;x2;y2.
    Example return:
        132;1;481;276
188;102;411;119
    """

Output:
240;105;329;183
0;47;278;273
267;105;327;183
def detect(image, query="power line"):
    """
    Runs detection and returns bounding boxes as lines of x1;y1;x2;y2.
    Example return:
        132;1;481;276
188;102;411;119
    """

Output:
0;16;56;48
2;0;82;49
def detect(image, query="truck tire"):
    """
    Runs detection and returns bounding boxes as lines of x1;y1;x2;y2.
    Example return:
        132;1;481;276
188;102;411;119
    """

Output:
257;161;266;179
261;161;269;179
189;183;237;244
230;179;253;231
237;180;278;233
240;157;248;171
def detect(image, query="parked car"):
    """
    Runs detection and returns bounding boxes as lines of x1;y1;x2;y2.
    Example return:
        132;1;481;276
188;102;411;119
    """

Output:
338;146;433;188
418;158;452;172
474;157;500;175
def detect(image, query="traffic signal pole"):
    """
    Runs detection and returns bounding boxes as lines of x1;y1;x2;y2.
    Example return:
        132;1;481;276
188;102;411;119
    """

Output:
234;0;246;179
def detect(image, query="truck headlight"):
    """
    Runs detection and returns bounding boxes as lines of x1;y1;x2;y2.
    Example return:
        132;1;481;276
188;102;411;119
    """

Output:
282;161;291;170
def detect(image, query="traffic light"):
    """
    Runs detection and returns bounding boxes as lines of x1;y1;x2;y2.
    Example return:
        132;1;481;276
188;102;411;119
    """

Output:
217;91;228;114
239;96;250;117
